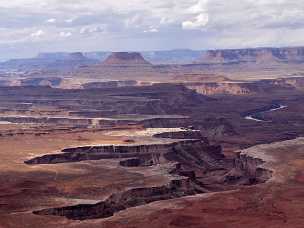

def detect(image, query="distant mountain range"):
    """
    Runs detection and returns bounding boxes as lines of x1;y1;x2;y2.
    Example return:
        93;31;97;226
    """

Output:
0;52;98;72
1;47;304;72
82;49;204;64
0;49;203;71
197;47;304;64
142;50;204;64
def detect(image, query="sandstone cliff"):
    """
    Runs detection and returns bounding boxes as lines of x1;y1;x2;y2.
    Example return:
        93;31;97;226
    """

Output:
185;76;304;95
102;52;152;66
30;137;271;220
82;80;138;89
186;82;252;95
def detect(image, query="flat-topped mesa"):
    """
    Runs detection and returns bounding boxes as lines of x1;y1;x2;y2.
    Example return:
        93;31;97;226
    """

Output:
37;52;88;61
68;52;88;60
102;52;152;66
196;47;304;64
3;51;98;71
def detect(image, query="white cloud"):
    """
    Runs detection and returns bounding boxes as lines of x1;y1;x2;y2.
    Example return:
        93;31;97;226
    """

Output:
124;14;143;28
59;31;72;37
65;18;75;23
0;0;304;58
0;0;47;9
30;29;45;38
182;0;209;30
46;18;56;23
188;0;208;14
144;27;159;33
80;25;107;34
182;13;209;30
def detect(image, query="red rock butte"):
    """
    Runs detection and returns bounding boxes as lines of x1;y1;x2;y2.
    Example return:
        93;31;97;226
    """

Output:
102;52;152;66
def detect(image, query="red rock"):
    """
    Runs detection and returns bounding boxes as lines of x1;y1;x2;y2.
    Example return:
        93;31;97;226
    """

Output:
102;52;152;66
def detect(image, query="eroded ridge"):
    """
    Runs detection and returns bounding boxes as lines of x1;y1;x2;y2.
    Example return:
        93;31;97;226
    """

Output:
27;129;272;220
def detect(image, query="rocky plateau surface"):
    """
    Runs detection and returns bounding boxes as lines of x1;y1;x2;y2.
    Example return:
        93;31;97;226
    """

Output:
27;129;272;220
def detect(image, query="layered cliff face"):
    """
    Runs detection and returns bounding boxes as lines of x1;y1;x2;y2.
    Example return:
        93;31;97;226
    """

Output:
27;129;271;220
269;77;304;90
197;47;304;64
82;80;138;89
24;140;204;165
153;130;208;142
186;82;252;95
20;77;63;87
102;52;152;66
184;76;304;95
33;179;202;220
30;141;271;220
173;73;229;83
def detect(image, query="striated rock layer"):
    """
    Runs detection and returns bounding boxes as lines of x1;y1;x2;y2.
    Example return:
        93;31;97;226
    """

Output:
197;47;304;64
28;130;272;220
184;76;304;95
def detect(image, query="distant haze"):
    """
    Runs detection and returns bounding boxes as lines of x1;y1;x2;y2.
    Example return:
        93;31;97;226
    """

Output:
0;0;303;59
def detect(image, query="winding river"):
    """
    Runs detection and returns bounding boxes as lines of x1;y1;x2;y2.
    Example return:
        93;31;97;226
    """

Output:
244;104;287;122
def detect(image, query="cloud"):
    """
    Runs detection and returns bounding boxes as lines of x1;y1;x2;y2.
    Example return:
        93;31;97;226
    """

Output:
188;0;208;14
46;18;56;23
65;18;75;23
182;13;209;30
59;31;72;37
0;0;304;59
30;29;45;38
80;24;107;34
144;27;159;33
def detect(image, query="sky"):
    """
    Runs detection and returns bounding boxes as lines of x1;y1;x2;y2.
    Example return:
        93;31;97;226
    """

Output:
0;0;304;59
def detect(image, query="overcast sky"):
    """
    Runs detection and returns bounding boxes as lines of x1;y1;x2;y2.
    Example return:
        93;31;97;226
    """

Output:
0;0;304;59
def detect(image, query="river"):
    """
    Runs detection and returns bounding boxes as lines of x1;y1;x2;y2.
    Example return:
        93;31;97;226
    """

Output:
245;104;287;122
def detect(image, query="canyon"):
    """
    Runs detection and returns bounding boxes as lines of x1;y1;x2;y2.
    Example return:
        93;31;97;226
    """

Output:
25;126;270;221
1;47;304;228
